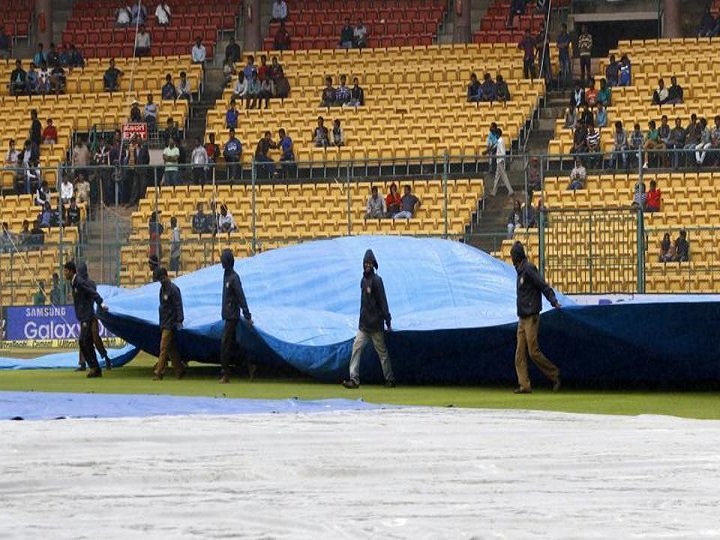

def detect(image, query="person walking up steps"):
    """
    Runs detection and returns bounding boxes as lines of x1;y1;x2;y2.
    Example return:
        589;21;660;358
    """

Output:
491;128;514;197
343;249;395;389
510;241;561;394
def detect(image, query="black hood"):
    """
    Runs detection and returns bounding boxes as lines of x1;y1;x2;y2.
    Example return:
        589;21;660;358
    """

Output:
221;249;234;271
363;249;378;270
510;241;526;266
77;261;89;280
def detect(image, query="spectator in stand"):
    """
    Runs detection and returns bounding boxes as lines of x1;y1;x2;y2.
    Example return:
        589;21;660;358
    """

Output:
217;204;237;233
321;76;336;107
394;185;421;219
225;99;239;129
698;7;716;37
104;59;123;92
684;113;700;164
258;75;273;109
652;78;669;105
191;38;206;65
223;128;242;181
225;37;241;64
467;73;482;102
695;117;712;166
149;211;164;262
30;217;46;245
222;56;236;88
0;26;12;60
585;78;597;108
658;114;671;165
595;104;607;128
255;131;277;178
386;183;401;216
568;158;586;190
312;116;329;147
365;186;386;219
631;181;646;210
556;23;571;87
50;63;66;93
507;0;525;27
169;216;180;272
709;115;720;166
130;98;142;122
135;25;151;57
116;3;131;26
72;136;91;173
29;110;42;149
131;2;147;25
480;73;497;102
177;71;192;101
161;73;178;100
242;55;256;81
643;120;664;168
597;78;611;107
628;122;644;163
5;139;20;182
570;80;585;109
334;74;351;106
673;230;689;262
271;0;288;22
162;138;180;186
33;281;46;305
26;62;38;94
274;67;290;98
492;128;513;196
144;94;157;130
60;175;74;204
68;44;84;68
618;54;632;86
246;71;261;109
38;201;52;228
519;30;536;79
580;106;594;126
37;60;50;94
268;56;283;81
42;118;58;144
232;71;248;101
257;55;269;82
564;105;576;130
659;232;675;262
483;122;499;175
667;117;686;169
33;43;46;67
75;172;90;205
340;18;354;48
535;23;551;85
274;21;291;51
18;219;30;246
667;76;683;105
192;202;211;235
354;19;368;48
155;2;171;25
525;156;541;204
571;120;587;155
9;60;26;96
645;179;661;212
205;132;220;170
277;128;295;178
191;137;208;186
578;25;593;83
495;74;511;102
586;123;601;166
331;119;345;146
35;180;50;206
67;199;81;226
507;199;524;238
46;42;60;68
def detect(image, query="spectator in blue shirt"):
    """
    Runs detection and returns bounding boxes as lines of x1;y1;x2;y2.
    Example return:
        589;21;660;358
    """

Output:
33;43;46;67
557;23;571;87
103;59;123;92
161;74;177;100
334;74;351;106
225;99;239;129
480;73;497;102
223;128;242;181
278;128;295;178
68;44;85;69
467;73;482;102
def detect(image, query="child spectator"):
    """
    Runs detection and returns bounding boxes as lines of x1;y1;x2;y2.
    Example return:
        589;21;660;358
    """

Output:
321;76;335;107
674;230;689;262
568;158;586;190
645;180;661;212
331;119;345;147
507;199;524;238
659;232;675;262
42;118;58;144
312;116;329;147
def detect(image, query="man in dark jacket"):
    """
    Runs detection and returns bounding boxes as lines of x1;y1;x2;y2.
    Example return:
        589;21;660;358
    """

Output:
342;249;395;389
76;264;112;372
64;260;106;378
153;267;186;380
219;248;252;383
510;241;561;394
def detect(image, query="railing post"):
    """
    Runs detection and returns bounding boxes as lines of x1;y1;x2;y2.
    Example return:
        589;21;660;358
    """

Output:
538;208;545;279
637;206;645;294
251;158;257;254
56;163;64;294
443;150;449;238
346;161;352;236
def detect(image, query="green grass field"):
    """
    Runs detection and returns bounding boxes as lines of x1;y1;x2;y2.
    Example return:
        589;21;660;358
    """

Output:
1;352;718;419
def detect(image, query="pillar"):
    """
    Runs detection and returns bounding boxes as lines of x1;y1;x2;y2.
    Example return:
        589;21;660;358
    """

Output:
35;0;53;48
663;0;680;38
243;0;262;52
453;0;472;44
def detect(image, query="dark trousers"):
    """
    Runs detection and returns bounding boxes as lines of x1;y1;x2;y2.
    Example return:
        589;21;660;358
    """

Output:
79;320;100;370
128;169;147;205
580;56;591;82
220;319;238;374
79;318;107;366
523;58;536;79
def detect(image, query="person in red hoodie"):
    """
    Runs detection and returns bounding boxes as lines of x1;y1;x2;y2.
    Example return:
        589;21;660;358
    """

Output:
385;183;401;217
646;179;661;212
42;118;57;144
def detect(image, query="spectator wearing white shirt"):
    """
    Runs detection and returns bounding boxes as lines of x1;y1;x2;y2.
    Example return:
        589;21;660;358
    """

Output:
191;137;208;186
491;128;513;196
191;38;206;65
60;177;74;204
177;71;192;101
135;25;151;57
116;5;131;26
271;0;287;22
217;204;237;233
365;186;386;218
155;2;171;26
232;71;248;99
144;94;158;130
354;19;368;48
5;139;20;167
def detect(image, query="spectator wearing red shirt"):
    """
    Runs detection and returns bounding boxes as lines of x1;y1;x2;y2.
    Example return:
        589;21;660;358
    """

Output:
385;183;401;215
585;78;598;108
257;55;269;82
42;118;58;144
205;132;220;165
645;180;661;212
274;21;291;51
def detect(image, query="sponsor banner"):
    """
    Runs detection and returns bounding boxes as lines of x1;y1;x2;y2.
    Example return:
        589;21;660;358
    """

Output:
121;122;148;141
3;306;116;341
569;294;720;305
0;338;125;350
